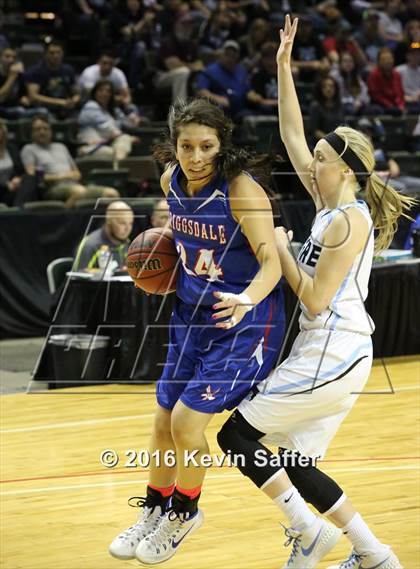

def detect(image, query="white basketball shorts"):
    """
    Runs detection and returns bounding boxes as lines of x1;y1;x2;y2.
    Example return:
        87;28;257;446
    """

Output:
238;328;373;459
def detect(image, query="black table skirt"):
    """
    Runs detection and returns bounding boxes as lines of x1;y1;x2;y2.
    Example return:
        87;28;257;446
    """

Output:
34;262;420;384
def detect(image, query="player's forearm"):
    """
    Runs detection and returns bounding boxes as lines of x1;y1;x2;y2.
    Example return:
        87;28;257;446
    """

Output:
278;246;317;312
242;251;282;306
278;62;305;142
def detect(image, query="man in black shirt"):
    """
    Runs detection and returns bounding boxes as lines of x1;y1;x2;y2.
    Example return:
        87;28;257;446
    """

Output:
291;17;329;82
247;41;278;115
0;47;44;118
25;40;80;119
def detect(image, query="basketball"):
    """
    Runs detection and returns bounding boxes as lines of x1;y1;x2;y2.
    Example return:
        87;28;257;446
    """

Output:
127;228;179;294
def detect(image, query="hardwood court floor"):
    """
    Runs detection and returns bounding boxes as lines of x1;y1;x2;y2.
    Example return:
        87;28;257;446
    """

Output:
1;356;419;569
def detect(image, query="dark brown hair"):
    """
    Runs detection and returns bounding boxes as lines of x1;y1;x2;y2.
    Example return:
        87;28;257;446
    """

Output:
153;98;275;192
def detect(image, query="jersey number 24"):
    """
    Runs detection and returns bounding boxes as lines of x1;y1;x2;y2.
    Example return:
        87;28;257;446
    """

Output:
177;242;224;282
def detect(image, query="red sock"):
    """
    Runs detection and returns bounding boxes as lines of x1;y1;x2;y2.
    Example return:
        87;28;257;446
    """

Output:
175;484;202;500
148;483;175;498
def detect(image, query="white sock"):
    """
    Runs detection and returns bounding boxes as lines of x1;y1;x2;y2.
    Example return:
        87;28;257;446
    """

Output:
273;486;317;531
342;513;389;555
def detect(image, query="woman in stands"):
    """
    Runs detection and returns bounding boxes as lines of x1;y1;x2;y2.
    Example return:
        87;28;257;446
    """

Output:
77;79;136;161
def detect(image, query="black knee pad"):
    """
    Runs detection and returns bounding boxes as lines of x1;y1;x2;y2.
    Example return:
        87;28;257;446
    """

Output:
217;411;264;454
279;449;344;514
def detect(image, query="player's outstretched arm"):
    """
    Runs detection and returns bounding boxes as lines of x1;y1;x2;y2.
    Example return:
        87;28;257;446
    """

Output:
277;16;318;205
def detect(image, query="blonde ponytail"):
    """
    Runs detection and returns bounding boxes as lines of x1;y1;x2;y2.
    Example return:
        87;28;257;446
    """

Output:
334;126;417;254
364;172;416;253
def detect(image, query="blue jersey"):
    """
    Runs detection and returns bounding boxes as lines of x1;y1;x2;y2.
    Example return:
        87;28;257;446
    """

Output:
168;165;268;307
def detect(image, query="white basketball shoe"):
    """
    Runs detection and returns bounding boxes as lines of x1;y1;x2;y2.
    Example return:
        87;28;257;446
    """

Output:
327;548;403;569
281;517;342;568
109;497;165;560
135;508;204;564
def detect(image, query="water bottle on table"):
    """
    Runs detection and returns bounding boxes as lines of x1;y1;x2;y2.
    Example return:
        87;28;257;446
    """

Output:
98;245;112;277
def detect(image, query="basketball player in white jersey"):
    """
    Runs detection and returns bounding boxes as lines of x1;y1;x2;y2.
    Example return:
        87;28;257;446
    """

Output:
217;15;416;569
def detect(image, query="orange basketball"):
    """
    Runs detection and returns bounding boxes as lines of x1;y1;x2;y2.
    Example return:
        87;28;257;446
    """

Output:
127;228;179;294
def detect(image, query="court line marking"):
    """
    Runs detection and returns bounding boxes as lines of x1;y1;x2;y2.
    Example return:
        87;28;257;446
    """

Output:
1;465;419;496
0;414;155;434
2;383;418;434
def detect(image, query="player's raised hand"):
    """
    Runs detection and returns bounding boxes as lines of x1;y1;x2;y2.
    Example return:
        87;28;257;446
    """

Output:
212;291;254;329
277;14;298;66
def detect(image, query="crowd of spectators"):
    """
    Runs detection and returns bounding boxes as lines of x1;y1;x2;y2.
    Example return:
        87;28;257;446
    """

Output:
0;0;418;207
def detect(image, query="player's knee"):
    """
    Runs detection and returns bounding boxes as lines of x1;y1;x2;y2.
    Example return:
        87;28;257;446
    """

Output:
217;412;246;455
171;417;204;448
153;406;172;441
217;417;235;454
218;411;264;453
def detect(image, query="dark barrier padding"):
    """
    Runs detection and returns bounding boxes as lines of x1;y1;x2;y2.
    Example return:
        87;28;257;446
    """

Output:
0;210;149;339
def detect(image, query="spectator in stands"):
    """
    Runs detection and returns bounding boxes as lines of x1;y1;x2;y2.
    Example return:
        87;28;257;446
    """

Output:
239;18;272;71
0;48;35;119
224;0;270;22
0;10;9;53
74;201;134;271
77;80;137;160
79;50;130;101
353;10;386;70
200;11;233;55
329;51;378;115
394;18;420;65
25;40;81;119
247;41;278;115
109;0;159;86
358;117;420;194
291;16;329;82
0;118;23;205
367;47;406;114
378;0;404;49
59;0;104;59
158;0;190;37
397;43;420;112
78;49;142;120
196;40;250;118
21;115;119;207
155;12;203;105
412;115;420;151
151;198;170;228
400;0;420;25
308;76;344;143
323;27;368;68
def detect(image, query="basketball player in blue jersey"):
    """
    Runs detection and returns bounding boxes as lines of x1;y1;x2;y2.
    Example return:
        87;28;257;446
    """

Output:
109;98;286;563
217;16;415;569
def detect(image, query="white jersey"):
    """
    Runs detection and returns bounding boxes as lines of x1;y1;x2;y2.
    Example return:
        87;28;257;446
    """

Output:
297;200;375;335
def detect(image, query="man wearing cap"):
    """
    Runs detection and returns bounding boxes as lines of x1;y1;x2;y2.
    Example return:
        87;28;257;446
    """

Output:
196;40;250;118
74;201;134;271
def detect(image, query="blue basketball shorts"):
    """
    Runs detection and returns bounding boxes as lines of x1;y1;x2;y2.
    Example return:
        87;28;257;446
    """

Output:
156;288;285;413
